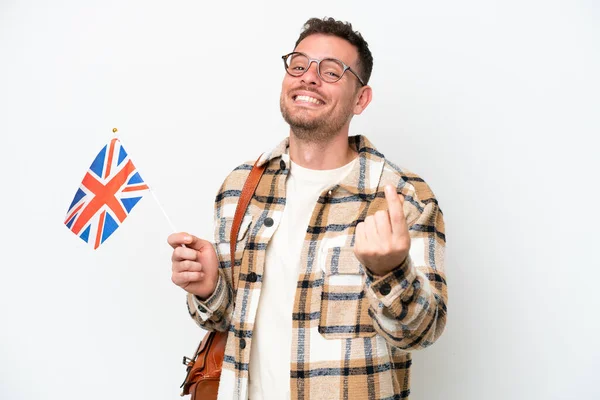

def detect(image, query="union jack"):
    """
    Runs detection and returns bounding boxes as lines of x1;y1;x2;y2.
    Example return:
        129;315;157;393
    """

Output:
64;138;149;249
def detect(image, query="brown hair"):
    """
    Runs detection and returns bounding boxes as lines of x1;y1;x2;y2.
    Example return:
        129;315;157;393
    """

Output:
295;17;374;85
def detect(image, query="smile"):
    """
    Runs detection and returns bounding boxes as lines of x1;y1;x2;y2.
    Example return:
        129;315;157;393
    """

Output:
293;95;324;105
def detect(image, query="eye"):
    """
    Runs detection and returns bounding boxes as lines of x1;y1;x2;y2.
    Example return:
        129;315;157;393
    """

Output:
321;68;342;79
320;60;344;80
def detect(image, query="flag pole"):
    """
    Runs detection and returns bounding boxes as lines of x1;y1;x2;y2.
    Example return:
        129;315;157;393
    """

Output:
112;128;179;233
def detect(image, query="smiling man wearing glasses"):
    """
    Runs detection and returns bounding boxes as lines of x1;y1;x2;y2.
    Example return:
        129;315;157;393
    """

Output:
169;17;448;400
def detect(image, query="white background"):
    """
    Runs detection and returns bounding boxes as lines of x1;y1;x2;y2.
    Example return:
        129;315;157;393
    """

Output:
1;0;599;399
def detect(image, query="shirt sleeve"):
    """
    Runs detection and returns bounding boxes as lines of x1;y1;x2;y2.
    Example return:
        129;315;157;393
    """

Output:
185;177;238;332
186;268;233;332
365;200;448;350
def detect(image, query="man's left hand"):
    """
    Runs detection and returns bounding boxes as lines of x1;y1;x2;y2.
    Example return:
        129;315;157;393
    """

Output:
354;184;411;276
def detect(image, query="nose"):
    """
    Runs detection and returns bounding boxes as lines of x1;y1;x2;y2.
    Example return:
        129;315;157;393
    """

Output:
301;60;321;86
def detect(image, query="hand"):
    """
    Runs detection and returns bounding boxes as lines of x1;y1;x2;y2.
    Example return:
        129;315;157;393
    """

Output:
167;233;220;300
354;185;411;276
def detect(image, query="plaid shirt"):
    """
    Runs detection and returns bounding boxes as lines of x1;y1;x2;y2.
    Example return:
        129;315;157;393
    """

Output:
187;135;447;400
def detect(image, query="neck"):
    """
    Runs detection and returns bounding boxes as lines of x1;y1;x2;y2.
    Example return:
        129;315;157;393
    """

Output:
288;131;357;170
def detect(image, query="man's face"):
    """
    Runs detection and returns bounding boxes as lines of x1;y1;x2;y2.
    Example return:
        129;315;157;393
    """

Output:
280;34;364;142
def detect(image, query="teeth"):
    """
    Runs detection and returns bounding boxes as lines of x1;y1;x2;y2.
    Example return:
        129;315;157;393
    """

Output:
295;95;322;105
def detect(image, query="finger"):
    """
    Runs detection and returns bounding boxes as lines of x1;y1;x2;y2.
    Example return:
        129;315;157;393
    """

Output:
167;232;194;249
365;215;379;242
172;271;205;286
185;235;212;252
173;260;203;273
172;246;198;262
374;210;392;241
384;185;406;235
355;221;367;248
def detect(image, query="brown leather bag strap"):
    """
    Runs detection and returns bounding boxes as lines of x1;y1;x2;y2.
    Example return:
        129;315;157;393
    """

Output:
230;155;266;259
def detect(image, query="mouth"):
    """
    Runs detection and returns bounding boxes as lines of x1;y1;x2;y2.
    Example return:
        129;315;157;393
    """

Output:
292;94;325;105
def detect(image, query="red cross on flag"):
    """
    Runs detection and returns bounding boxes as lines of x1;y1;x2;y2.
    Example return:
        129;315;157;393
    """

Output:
64;137;149;249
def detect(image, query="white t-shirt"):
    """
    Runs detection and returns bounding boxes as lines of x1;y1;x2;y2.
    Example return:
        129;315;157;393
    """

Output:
248;157;357;400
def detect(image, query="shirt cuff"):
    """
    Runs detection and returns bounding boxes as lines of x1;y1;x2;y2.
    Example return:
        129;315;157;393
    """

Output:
366;256;415;307
187;273;225;322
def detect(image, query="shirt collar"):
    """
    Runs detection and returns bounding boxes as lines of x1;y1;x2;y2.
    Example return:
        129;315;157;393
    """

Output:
257;135;386;198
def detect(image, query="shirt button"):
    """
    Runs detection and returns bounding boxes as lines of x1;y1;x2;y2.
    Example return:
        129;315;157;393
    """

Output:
280;159;286;170
247;272;257;282
264;217;274;227
380;283;392;296
240;339;246;349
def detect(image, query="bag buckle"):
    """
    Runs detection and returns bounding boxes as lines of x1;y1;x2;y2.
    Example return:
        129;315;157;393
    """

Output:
182;356;194;367
180;356;195;390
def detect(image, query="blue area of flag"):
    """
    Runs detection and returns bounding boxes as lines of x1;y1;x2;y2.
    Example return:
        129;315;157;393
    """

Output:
121;196;142;213
127;172;144;185
101;213;119;244
90;145;107;177
80;225;91;243
68;188;86;211
118;145;128;166
66;214;76;229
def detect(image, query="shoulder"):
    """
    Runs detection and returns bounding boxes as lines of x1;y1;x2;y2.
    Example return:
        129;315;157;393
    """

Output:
213;157;283;216
211;161;254;218
218;160;255;193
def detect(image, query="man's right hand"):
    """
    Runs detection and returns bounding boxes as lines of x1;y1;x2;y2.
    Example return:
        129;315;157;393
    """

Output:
168;233;220;300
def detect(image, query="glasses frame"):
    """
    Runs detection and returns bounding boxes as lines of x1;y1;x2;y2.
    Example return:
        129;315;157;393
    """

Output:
281;52;366;87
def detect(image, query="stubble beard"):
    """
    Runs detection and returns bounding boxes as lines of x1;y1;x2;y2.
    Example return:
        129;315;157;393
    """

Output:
280;94;354;144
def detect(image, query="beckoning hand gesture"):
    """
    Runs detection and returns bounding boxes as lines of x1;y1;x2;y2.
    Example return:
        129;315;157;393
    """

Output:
354;185;411;276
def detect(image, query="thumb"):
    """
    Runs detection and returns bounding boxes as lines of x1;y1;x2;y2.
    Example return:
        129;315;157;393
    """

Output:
183;234;212;252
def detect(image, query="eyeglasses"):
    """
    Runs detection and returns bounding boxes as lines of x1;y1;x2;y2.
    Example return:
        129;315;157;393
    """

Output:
281;52;366;86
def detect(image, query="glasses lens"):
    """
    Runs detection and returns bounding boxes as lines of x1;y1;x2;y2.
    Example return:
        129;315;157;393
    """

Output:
319;59;345;82
285;53;309;76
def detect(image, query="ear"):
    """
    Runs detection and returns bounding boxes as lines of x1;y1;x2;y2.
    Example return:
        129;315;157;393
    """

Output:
353;85;373;115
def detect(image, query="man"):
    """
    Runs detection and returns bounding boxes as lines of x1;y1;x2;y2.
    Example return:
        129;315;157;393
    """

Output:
169;17;447;400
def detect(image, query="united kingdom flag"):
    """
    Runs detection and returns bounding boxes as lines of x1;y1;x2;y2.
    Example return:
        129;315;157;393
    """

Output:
64;138;149;249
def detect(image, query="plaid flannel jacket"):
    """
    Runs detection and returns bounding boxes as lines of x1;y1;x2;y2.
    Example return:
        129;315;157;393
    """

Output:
186;135;447;400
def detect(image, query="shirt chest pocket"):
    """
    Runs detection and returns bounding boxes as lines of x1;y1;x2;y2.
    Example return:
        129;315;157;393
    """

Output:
215;215;252;259
318;246;376;339
215;215;253;292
